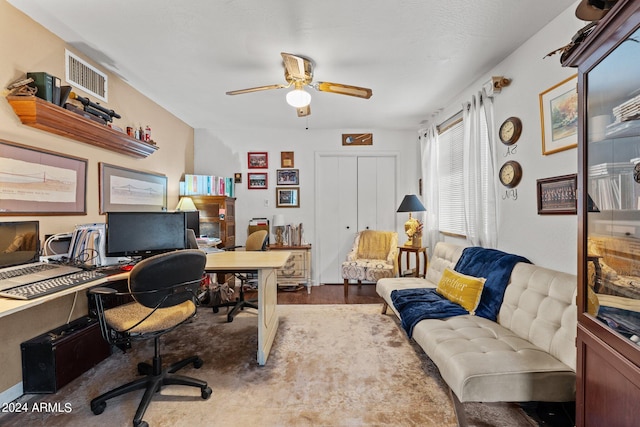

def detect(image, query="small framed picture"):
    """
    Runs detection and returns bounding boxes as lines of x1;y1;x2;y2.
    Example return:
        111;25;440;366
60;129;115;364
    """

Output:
537;174;577;215
276;187;299;208
276;169;299;185
248;152;268;169
539;75;578;155
248;172;268;189
281;151;294;168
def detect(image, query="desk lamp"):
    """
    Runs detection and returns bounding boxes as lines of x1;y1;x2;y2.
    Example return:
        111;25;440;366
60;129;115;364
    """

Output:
175;197;197;211
397;195;426;247
273;214;286;246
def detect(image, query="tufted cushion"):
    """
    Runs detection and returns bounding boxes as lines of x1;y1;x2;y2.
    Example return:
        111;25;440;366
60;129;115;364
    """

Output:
412;315;576;402
104;300;196;334
436;268;485;314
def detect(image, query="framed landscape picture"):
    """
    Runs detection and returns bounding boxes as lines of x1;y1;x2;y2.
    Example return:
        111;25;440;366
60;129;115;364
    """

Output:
99;163;167;213
539;75;578;155
0;139;87;215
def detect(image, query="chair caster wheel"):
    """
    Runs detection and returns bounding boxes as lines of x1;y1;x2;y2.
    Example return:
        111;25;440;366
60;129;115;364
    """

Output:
227;316;234;323
91;401;106;415
193;357;204;369
202;386;213;399
134;420;149;427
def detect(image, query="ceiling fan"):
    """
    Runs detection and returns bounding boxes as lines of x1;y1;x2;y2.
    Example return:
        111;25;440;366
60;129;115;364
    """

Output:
226;52;373;117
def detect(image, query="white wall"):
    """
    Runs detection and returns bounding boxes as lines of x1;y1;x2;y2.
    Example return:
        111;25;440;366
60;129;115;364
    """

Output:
432;2;584;274
196;2;585;276
194;127;417;255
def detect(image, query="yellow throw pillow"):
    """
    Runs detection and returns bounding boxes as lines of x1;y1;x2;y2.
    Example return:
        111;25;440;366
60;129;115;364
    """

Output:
436;268;486;314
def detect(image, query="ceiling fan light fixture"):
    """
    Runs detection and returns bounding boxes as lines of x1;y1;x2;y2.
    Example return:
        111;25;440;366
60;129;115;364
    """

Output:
286;87;311;108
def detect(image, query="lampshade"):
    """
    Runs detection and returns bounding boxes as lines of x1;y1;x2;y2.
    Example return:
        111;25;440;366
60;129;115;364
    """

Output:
286;88;311;108
273;214;285;227
396;194;426;213
175;196;197;211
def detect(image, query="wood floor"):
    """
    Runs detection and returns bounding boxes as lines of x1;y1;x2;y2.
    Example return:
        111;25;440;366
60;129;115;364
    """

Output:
245;283;384;305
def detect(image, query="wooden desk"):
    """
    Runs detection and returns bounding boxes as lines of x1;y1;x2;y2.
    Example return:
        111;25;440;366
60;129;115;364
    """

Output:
205;251;290;365
397;246;427;278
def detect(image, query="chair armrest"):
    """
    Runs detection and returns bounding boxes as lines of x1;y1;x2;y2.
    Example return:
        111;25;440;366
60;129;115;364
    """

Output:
88;286;118;295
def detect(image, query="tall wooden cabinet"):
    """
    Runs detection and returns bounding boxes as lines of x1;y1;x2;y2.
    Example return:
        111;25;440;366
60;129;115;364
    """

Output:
563;2;640;425
191;196;236;249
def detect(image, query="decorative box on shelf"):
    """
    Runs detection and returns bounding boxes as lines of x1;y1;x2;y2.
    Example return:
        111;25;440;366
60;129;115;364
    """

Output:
6;95;158;158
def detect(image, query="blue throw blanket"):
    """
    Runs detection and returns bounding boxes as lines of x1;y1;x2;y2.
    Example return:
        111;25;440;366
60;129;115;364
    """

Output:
390;246;530;337
454;247;530;320
391;288;467;337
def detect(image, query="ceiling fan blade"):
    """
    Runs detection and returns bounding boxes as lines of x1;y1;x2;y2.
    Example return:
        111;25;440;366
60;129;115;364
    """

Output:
297;105;311;117
281;52;313;81
226;83;287;96
315;82;372;99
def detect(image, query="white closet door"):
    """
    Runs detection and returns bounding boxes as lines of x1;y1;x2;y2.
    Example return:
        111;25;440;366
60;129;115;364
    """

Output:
316;156;357;284
316;154;396;284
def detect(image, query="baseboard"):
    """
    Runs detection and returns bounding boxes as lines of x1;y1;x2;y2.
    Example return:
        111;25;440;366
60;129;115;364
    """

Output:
0;382;23;406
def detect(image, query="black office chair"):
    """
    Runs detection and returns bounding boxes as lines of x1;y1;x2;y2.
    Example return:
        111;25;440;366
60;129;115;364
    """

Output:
89;249;212;427
212;229;268;322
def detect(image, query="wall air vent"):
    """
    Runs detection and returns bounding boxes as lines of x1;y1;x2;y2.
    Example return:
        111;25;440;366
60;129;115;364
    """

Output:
65;49;108;102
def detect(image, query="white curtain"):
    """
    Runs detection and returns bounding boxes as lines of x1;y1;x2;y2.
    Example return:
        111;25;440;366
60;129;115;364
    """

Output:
419;124;441;255
462;91;498;248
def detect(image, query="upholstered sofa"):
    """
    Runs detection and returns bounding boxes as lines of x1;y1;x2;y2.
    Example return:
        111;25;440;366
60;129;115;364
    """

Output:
376;242;577;425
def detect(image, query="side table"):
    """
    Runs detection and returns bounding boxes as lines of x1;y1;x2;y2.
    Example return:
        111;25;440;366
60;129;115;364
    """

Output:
267;244;312;294
398;245;428;278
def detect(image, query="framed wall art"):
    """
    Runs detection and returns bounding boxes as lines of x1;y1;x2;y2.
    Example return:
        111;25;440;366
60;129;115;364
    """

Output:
248;152;268;168
248;172;268;189
537;174;577;215
276;187;299;208
539;75;578;155
99;163;167;213
276;169;299;185
281;151;294;168
0;139;87;215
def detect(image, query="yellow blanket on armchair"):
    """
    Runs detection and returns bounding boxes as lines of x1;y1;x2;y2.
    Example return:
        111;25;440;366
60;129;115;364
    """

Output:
357;230;394;260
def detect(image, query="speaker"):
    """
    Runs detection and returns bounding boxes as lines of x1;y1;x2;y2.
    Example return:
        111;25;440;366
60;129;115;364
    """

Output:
21;316;110;393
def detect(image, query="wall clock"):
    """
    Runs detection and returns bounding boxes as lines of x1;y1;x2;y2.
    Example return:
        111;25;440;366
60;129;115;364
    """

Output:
499;116;522;145
634;162;640;184
499;160;523;188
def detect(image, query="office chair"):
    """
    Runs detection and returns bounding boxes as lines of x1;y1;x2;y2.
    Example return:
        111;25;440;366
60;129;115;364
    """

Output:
89;249;212;427
212;229;268;322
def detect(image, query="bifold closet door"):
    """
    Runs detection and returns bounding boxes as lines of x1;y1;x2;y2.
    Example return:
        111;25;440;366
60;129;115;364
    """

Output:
316;156;358;284
316;155;396;284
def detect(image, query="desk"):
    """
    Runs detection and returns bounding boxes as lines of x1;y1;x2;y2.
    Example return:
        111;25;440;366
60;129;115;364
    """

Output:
397;246;427;278
0;271;129;320
204;251;290;365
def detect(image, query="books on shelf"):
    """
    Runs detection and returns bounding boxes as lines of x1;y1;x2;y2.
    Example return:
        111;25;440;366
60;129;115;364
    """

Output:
179;174;235;197
588;162;639;210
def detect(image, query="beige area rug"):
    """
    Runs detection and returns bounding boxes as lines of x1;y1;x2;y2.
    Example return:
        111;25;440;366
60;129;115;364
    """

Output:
0;304;536;427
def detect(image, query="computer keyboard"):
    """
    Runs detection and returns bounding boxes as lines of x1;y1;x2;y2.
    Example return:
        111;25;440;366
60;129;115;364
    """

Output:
0;270;107;300
0;263;60;279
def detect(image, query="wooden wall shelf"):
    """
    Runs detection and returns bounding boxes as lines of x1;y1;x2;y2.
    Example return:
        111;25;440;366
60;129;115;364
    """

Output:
6;95;158;158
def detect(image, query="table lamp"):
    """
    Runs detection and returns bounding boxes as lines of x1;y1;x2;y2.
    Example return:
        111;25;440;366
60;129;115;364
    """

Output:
175;196;197;211
273;214;285;245
397;194;426;247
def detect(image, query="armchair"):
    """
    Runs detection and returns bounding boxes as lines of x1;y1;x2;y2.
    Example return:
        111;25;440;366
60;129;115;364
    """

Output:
89;249;211;427
341;230;398;297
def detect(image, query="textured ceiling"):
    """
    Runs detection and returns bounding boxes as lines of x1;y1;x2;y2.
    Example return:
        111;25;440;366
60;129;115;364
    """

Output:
8;0;578;131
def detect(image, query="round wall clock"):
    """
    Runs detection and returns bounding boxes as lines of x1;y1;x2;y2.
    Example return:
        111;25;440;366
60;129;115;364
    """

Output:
499;160;523;188
499;116;523;145
634;162;640;184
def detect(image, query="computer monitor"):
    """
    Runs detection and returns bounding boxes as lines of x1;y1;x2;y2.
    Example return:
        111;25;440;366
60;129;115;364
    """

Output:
106;212;187;258
0;220;40;268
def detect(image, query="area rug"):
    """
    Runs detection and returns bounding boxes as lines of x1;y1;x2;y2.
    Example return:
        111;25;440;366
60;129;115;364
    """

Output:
0;305;536;426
